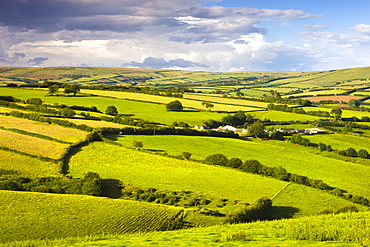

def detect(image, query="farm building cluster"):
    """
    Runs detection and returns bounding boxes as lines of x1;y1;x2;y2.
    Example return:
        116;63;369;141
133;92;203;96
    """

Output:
194;125;327;135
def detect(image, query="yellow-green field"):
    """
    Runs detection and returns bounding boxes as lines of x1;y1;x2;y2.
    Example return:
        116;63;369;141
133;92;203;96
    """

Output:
81;89;259;112
0;150;59;176
0;129;69;159
0;116;87;143
107;135;370;199
68;142;288;204
0;190;192;243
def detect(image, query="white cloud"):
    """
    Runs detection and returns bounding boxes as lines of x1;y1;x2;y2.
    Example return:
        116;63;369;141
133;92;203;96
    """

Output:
351;24;370;35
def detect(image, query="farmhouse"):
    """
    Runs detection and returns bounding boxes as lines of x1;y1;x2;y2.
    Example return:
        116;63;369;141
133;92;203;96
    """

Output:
194;125;210;130
277;128;327;135
215;125;248;133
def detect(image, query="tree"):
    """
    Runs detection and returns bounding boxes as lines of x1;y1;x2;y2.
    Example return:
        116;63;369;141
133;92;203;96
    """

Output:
26;98;43;105
358;149;369;159
64;84;80;96
330;107;342;120
343;122;353;133
48;85;59;95
348;99;360;108
241;159;263;174
346;147;358;157
132;140;143;150
318;143;327;151
290;134;310;146
166;100;183;111
205;154;229;166
228;158;243;168
201;101;214;111
105;105;118;116
61;107;76;117
182;152;192;160
247;122;265;138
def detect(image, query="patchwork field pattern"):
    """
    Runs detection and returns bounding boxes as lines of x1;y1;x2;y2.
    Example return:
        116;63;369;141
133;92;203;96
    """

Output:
0;149;59;176
0;190;189;243
0;129;69;159
68;142;288;204
0;116;88;143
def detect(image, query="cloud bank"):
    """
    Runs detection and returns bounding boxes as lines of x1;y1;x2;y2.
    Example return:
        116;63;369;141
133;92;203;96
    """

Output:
0;0;368;71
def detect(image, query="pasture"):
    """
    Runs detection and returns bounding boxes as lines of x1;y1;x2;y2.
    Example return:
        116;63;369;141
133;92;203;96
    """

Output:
305;134;370;151
107;135;370;199
81;89;260;112
0;190;192;243
183;93;272;108
0;116;88;143
68;142;288;204
0;129;69;159
12;211;370;247
0;150;59;177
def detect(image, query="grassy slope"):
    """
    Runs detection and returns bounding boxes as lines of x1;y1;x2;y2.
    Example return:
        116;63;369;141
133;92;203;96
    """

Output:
0;116;87;143
68;141;288;204
108;135;370;198
0;190;195;243
305;134;370;151
0;88;229;125
0;129;69;159
11;211;370;247
0;150;59;177
81;89;259;112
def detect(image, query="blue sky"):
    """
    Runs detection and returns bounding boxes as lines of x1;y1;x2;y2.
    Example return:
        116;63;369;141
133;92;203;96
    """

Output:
0;0;369;72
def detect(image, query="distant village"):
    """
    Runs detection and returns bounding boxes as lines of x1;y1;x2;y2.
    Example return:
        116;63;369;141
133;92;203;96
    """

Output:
194;125;327;135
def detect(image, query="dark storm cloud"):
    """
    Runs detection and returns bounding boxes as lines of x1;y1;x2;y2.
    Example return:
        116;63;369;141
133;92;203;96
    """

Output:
28;57;49;65
0;0;319;37
123;57;208;69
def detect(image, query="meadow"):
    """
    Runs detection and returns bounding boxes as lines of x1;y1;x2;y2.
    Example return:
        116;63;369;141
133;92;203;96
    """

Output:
0;116;88;143
0;150;59;177
81;89;260;112
1;66;370;246
0;129;69;159
8;211;370;247
0;190;195;243
305;134;370;151
107;135;370;199
68;141;288;204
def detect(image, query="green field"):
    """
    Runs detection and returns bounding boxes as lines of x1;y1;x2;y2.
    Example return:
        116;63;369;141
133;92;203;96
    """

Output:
69;142;288;204
0;129;69;159
10;211;370;247
2;66;370;246
0;150;59;177
0;190;199;243
305;134;370;151
106;135;370;198
81;89;260;112
0;116;88;143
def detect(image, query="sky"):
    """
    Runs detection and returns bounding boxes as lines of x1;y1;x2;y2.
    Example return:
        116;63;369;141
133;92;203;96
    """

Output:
0;0;370;72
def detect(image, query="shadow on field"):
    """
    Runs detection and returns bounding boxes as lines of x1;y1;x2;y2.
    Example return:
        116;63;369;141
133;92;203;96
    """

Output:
101;179;123;198
145;149;165;152
62;142;90;174
269;206;299;219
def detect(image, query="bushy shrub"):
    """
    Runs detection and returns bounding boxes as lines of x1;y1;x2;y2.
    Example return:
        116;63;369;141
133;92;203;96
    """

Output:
205;154;229;166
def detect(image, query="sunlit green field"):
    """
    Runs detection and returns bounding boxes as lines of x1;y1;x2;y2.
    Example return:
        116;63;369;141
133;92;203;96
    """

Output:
69;142;287;204
81;89;260;112
0;116;87;143
0;190;189;243
0;150;59;177
305;134;370;151
251;110;324;121
107;135;370;198
0;129;69;159
0;88;230;125
12;211;370;247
